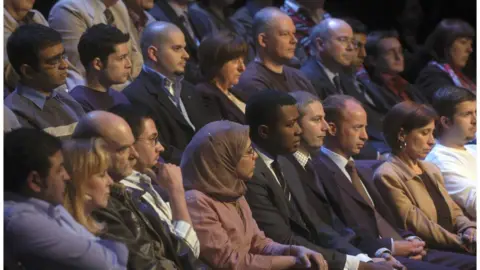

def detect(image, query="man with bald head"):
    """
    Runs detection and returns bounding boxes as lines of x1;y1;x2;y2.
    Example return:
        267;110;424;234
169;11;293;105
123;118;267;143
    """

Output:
235;7;317;98
123;21;218;164
301;18;388;158
73;111;200;269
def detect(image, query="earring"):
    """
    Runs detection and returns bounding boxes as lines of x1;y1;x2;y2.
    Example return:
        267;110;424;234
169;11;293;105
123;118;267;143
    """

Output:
399;141;407;149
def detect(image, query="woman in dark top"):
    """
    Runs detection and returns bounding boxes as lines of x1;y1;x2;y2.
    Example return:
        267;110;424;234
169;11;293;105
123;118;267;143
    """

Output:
374;101;476;253
196;31;249;124
411;19;475;102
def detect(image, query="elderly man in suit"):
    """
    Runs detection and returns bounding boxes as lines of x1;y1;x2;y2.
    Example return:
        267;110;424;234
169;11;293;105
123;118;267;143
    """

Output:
149;0;203;83
301;18;389;157
312;94;477;269
244;90;402;270
49;0;143;90
123;22;218;164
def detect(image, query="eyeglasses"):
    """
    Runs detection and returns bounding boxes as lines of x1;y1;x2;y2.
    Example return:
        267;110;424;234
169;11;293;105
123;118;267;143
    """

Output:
333;36;358;49
45;54;69;68
243;146;256;158
136;135;159;147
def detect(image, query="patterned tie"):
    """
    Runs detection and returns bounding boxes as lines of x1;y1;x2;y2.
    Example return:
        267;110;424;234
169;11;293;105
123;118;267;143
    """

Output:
345;160;402;240
179;13;199;46
271;160;291;201
333;75;344;94
104;8;115;26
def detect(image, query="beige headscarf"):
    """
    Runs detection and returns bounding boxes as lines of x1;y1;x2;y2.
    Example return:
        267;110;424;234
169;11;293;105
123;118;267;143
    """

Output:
181;121;250;202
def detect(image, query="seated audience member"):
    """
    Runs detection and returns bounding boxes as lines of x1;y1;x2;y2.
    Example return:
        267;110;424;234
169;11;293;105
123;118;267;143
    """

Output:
73;111;200;269
4;128;128;269
231;0;273;64
4;0;48;94
295;93;476;269
244;90;398;270
196;32;249;124
4;106;21;132
149;0;203;84
4;24;85;139
109;105;164;174
301;18;385;158
189;0;237;40
374;101;476;254
281;0;331;65
49;0;143;89
70;24;131;113
122;0;156;44
413;19;475;102
63;138;113;235
124;22;218;164
181;120;328;269
363;30;428;108
426;86;477;218
236;7;317;98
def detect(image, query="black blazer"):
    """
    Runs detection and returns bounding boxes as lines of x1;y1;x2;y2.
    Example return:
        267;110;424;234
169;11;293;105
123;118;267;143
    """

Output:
123;70;219;164
195;82;247;124
313;151;415;250
285;155;388;257
415;64;462;103
300;58;385;143
149;1;203;83
245;153;365;269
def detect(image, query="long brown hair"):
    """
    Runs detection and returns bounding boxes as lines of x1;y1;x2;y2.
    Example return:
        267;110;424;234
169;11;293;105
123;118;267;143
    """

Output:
63;138;110;235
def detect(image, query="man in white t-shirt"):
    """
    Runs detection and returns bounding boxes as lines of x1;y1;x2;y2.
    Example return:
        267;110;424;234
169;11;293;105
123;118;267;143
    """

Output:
426;86;477;218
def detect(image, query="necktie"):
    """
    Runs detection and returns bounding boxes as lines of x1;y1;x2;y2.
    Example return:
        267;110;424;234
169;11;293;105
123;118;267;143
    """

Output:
305;159;328;201
345;160;402;240
271;160;291;201
104;8;115;25
179;13;199;46
333;75;344;94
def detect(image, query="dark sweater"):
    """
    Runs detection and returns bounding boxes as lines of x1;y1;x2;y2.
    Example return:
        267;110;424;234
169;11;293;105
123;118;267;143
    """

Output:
236;61;317;98
69;85;130;113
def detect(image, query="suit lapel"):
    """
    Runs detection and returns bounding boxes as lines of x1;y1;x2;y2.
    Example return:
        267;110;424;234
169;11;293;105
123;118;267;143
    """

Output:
254;158;291;215
318;152;372;208
313;61;338;96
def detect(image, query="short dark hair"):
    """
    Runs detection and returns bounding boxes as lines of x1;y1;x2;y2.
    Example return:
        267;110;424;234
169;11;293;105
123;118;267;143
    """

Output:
7;24;63;77
109;104;153;139
198;31;248;81
432;86;476;136
78;23;130;72
5;128;62;193
383;101;438;153
424;19;475;62
323;95;363;126
343;17;368;35
246;90;297;139
365;30;400;58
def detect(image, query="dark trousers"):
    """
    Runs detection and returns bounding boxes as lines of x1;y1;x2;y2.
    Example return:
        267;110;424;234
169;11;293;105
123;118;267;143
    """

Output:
397;249;476;270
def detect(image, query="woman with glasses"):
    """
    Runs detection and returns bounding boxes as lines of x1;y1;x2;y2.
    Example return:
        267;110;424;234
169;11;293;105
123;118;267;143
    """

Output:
181;120;328;269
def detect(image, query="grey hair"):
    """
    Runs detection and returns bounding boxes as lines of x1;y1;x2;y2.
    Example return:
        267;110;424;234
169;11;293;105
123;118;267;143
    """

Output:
252;7;287;46
289;91;321;118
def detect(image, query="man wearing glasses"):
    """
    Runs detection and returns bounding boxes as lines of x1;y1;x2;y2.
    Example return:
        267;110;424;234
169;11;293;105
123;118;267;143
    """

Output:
300;18;387;159
4;24;85;139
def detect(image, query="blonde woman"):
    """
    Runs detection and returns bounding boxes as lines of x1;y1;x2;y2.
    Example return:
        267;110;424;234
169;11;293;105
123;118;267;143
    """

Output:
63;138;113;234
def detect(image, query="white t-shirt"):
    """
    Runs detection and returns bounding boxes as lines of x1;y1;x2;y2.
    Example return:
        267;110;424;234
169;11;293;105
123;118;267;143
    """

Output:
425;144;477;218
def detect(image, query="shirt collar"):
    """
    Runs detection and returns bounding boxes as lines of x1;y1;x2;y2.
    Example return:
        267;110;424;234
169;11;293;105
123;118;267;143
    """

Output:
4;192;66;221
321;146;353;169
293;151;311;168
123;170;152;185
316;60;338;83
253;144;276;167
284;0;301;12
167;1;188;17
143;65;183;94
16;84;58;110
97;0;107;12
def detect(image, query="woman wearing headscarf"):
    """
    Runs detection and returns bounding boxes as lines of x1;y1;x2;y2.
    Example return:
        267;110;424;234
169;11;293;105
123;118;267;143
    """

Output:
181;120;328;269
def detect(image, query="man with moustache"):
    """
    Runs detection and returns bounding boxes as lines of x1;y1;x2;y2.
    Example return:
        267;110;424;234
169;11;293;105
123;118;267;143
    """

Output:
426;86;477;218
313;94;477;269
123;22;218;164
236;7;317;98
73;111;200;269
244;90;400;270
4;24;85;139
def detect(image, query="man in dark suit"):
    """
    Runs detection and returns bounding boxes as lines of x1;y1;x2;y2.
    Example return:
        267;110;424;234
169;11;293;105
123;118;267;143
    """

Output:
313;94;477;269
123;22;218;164
149;0;202;83
300;18;387;157
244;90;397;270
